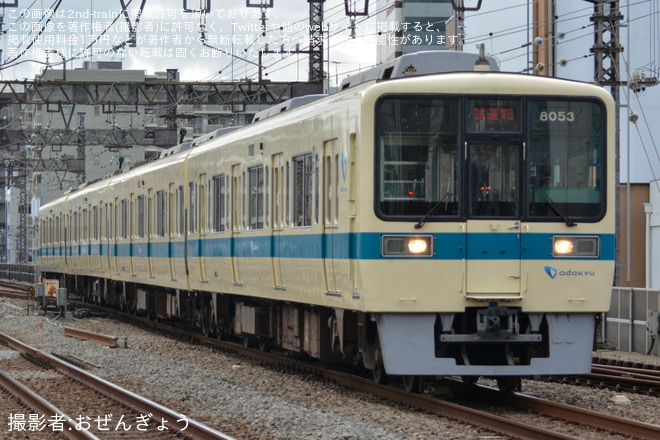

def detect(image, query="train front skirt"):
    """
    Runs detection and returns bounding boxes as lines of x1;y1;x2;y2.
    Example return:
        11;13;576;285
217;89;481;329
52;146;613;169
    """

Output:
376;312;594;376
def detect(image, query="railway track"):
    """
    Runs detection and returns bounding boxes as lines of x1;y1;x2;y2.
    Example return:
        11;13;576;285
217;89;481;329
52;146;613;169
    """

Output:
0;369;68;439
544;356;660;396
0;331;235;440
481;386;660;440
0;279;33;293
3;288;660;439
589;356;660;394
66;300;660;440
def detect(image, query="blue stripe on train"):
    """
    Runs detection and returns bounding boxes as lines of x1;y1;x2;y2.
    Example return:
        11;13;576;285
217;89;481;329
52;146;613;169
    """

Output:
40;232;615;261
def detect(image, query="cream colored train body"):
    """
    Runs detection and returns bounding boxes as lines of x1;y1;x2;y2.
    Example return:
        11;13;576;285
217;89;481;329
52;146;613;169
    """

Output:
39;54;615;385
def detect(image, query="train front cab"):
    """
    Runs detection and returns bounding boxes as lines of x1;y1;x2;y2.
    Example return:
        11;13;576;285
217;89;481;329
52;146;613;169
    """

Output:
366;80;615;380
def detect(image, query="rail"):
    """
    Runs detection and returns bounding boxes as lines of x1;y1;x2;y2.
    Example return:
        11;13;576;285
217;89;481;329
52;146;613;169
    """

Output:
0;369;100;440
0;331;236;440
63;327;120;348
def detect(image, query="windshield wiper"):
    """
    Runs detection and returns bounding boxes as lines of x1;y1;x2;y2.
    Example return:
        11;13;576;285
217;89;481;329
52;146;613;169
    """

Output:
416;176;454;229
415;192;454;229
531;185;576;227
415;200;444;229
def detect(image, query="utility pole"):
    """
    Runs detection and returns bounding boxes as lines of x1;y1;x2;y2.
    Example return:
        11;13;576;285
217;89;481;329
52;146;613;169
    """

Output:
308;0;325;83
256;1;324;86
588;0;623;285
533;0;554;76
16;172;27;263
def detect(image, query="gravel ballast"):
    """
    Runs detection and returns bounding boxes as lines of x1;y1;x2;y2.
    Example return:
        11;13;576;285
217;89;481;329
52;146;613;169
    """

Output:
2;297;660;439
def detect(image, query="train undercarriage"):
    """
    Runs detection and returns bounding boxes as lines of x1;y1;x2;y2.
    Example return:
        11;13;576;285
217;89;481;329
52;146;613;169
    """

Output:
60;274;367;364
52;274;568;393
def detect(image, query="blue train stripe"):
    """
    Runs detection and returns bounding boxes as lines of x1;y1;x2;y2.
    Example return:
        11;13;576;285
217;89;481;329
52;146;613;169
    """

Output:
40;232;615;261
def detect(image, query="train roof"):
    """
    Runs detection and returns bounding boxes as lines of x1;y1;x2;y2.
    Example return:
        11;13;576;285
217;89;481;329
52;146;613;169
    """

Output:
251;94;327;123
157;126;244;160
339;50;500;90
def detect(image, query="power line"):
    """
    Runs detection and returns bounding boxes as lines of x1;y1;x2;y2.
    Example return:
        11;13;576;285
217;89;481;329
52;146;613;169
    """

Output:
0;0;63;69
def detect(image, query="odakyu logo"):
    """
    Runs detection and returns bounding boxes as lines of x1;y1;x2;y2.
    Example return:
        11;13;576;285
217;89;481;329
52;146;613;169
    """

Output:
544;266;595;279
544;266;558;279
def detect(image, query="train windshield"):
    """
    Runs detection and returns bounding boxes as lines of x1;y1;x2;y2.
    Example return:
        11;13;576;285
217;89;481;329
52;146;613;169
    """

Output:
376;97;460;218
375;96;606;222
527;100;605;220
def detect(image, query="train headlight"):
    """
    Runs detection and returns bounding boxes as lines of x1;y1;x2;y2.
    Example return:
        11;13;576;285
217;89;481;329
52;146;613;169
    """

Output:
408;238;428;254
554;239;574;255
381;235;433;257
553;236;600;257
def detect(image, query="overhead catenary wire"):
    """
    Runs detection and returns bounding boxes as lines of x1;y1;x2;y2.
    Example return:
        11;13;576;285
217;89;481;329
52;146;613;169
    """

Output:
1;0;42;56
464;0;652;47
0;0;63;70
605;7;660;194
0;0;131;72
463;0;660;73
210;1;348;80
188;0;383;82
242;2;391;82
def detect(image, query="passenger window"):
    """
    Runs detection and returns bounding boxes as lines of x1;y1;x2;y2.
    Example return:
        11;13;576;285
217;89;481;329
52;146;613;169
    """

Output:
285;162;290;226
248;166;264;230
293;153;313;227
212;175;226;232
189;182;197;234
156;190;167;237
137;195;146;238
177;186;184;236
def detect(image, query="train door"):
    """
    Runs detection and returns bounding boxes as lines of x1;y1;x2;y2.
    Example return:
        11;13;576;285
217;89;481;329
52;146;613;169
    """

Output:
323;139;340;294
43;218;48;268
465;141;522;296
178;185;187;283
55;217;59;268
271;154;284;289
198;175;207;281
74;210;80;269
168;184;176;280
75;209;81;269
113;199;120;274
147;189;154;278
98;204;104;272
129;195;135;276
85;207;91;270
64;212;69;269
105;203;111;271
231;165;242;285
72;209;79;269
187;180;197;279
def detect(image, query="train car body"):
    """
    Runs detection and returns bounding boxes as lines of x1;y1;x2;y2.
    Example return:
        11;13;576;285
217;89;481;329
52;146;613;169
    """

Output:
39;52;615;385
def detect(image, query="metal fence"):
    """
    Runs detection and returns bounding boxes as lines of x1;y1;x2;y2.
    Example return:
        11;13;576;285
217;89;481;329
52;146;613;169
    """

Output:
607;288;660;356
0;263;37;283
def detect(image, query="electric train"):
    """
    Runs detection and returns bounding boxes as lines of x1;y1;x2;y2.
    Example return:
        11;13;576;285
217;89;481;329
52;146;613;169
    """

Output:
39;52;615;391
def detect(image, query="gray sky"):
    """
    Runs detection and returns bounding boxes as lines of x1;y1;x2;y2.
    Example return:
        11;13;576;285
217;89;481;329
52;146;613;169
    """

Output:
2;0;659;181
0;0;378;85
